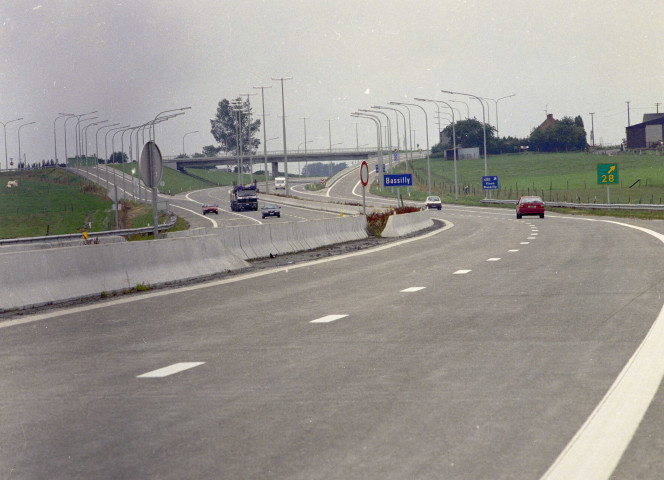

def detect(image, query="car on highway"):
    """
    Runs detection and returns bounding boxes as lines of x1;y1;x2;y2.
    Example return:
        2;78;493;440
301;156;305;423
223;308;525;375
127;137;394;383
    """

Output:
425;195;442;210
516;195;545;219
202;203;219;215
261;203;281;219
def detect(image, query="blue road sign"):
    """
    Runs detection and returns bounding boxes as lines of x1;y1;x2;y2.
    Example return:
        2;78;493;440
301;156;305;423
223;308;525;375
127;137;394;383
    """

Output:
482;175;499;190
383;173;413;187
375;164;386;173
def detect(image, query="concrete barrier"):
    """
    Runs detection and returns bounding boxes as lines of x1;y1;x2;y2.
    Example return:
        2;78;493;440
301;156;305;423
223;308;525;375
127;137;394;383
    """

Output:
381;210;433;238
0;235;250;312
168;216;368;260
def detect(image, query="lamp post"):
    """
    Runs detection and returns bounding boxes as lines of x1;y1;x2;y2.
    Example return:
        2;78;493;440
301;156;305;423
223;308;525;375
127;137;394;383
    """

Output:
96;123;120;188
364;109;393;170
2;117;23;170
150;107;191;142
17;121;36;169
74;110;98;160
326;118;335;177
389;103;414;173
254;84;272;193
182;130;199;156
442;89;489;197
240;93;257;182
300;117;309;175
272;76;292;195
83;120;107;177
449;99;470;120
352;111;384;187
487;94;515;137
390;101;431;195
415;98;459;200
589;112;595;148
375;106;409;173
53;113;73;166
104;125;128;192
230;99;247;185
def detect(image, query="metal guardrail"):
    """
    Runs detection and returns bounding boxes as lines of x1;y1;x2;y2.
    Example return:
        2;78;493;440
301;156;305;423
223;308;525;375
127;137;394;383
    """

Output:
0;216;178;246
480;199;664;211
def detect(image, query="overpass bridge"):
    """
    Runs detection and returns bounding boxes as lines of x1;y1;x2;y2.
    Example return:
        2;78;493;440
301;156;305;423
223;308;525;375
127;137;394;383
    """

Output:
163;148;379;177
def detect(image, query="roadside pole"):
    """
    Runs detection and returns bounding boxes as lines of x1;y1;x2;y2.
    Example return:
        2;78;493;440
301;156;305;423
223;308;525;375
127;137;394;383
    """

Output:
360;160;369;216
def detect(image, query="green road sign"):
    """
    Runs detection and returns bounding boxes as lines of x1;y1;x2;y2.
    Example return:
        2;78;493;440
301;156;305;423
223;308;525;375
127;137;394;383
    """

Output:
598;163;618;185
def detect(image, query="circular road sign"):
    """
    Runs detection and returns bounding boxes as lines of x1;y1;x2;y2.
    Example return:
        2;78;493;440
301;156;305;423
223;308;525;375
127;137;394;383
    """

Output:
360;161;369;187
139;140;163;188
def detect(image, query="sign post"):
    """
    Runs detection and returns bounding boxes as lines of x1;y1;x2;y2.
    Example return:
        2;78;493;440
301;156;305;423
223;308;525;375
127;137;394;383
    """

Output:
140;141;163;239
598;163;618;204
360;161;369;216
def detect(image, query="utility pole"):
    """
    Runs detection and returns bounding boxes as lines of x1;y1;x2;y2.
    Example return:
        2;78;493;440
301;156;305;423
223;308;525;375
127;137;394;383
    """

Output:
626;101;631;126
589;112;595;148
253;84;272;193
271;76;292;195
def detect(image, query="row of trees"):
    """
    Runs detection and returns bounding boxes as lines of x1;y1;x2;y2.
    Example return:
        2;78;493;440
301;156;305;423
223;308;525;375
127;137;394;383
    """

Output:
433;116;589;155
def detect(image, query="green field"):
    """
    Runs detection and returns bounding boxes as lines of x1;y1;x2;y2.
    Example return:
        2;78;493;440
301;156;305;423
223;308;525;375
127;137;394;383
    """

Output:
373;151;664;208
0;168;174;239
113;163;273;194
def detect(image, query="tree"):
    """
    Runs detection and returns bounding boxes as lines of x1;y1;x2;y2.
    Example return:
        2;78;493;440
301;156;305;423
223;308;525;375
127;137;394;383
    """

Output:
440;118;496;154
528;116;587;152
108;151;128;164
202;144;222;157
210;97;261;155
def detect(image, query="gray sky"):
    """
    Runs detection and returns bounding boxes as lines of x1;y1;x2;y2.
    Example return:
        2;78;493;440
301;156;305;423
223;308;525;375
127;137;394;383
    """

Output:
1;0;663;165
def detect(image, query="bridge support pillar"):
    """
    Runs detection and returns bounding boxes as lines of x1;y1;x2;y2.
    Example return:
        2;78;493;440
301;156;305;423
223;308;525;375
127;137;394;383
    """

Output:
271;161;279;179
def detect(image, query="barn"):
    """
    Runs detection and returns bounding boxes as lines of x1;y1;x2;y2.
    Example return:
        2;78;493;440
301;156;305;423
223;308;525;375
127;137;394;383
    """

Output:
625;114;664;148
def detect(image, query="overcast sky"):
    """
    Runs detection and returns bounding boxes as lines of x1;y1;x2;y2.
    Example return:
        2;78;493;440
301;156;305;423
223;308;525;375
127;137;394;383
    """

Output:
1;0;662;165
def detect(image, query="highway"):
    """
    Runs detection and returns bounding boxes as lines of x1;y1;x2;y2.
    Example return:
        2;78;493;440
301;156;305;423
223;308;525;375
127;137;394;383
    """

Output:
2;198;664;478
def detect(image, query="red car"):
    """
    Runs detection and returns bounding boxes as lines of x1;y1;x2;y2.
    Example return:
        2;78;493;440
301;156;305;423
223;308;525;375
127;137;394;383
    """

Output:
202;203;219;215
516;196;545;219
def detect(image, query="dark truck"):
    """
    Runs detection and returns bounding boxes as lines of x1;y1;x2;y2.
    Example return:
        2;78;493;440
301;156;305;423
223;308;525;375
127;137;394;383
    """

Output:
230;184;258;212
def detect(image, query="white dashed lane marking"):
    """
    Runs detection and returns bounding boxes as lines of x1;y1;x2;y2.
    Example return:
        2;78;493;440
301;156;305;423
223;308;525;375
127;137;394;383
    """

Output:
509;249;519;252
487;258;501;262
454;270;472;274
310;314;348;324
137;362;205;378
401;287;426;293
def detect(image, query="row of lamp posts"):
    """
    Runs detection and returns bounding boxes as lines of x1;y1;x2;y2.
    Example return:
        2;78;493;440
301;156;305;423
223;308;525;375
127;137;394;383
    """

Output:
352;90;514;202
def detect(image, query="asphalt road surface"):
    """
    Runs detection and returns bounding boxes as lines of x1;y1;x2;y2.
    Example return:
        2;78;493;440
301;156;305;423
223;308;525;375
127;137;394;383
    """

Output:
2;206;664;479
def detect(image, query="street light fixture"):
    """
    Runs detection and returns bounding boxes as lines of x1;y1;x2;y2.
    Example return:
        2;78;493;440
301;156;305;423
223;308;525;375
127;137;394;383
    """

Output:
17;121;36;169
375;105;410;173
182;130;199;156
1;117;23;170
54;113;73;166
486;94;515;137
352;111;385;187
441;89;489;197
415;98;459;200
390;101;431;195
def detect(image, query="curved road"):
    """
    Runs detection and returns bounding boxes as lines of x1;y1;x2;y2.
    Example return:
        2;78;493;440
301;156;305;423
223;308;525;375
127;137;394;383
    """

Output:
4;165;664;479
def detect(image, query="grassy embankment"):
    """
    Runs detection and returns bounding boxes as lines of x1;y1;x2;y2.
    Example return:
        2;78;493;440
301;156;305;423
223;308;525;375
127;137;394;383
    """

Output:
370;151;664;219
0;168;180;239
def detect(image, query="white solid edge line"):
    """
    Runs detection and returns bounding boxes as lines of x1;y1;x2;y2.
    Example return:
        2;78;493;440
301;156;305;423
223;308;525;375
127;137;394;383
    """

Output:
540;217;664;480
0;220;454;329
137;362;205;378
